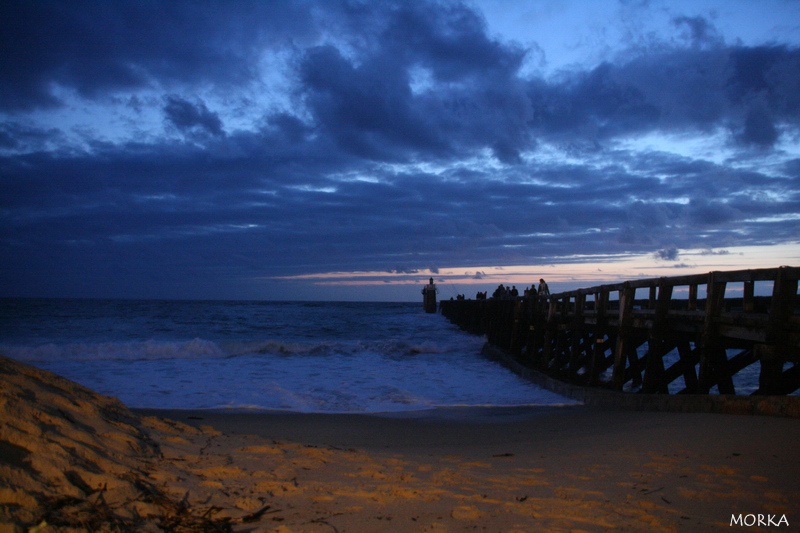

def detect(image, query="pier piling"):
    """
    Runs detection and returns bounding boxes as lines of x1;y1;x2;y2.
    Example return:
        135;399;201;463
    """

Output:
440;267;800;414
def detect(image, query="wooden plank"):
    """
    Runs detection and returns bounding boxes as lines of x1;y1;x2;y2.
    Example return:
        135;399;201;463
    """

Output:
743;280;755;312
541;298;559;368
596;289;609;325
590;335;609;385
441;266;799;397
677;340;699;392
569;294;586;373
698;271;729;393
612;283;636;390
688;283;698;311
759;266;799;394
766;266;798;345
642;280;673;393
509;299;524;356
553;266;799;301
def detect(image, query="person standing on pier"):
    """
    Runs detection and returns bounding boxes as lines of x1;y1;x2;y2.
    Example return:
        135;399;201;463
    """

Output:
538;278;550;299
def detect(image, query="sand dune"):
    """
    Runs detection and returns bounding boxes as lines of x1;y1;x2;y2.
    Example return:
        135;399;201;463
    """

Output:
2;354;799;532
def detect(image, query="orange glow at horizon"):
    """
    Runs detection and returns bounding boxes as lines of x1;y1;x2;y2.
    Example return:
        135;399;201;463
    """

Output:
268;244;800;290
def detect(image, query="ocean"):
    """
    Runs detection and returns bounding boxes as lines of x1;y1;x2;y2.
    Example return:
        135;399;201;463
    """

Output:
0;298;577;413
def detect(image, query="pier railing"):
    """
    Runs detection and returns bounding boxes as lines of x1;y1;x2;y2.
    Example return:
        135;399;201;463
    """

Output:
440;267;799;399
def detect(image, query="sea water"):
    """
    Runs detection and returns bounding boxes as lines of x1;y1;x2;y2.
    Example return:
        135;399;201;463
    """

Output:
0;299;578;412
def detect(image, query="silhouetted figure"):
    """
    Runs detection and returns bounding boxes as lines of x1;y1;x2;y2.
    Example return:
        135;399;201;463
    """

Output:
537;278;550;299
492;284;506;299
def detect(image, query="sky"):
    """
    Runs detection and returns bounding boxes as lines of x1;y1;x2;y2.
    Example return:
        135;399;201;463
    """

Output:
1;0;799;302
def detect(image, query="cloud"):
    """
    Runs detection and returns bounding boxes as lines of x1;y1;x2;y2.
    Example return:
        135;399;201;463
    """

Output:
688;199;742;225
0;0;314;111
163;96;224;138
0;1;798;299
699;249;730;256
388;268;419;275
294;2;530;162
672;16;723;48
740;104;778;147
0;122;62;151
654;247;680;261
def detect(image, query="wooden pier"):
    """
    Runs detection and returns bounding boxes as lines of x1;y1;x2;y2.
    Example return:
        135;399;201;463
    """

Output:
440;267;800;413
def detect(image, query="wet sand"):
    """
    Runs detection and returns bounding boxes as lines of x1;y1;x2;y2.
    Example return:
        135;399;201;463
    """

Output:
2;354;799;532
139;406;800;531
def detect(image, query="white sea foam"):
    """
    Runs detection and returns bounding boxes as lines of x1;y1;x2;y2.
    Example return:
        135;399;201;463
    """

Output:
0;338;227;362
0;299;580;412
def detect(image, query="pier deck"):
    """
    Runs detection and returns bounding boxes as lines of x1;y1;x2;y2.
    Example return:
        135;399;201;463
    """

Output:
440;267;800;415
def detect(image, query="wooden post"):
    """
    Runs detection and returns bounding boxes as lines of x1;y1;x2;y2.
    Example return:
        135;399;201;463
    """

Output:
541;298;559;368
596;289;609;326
759;266;798;394
590;336;607;385
677;340;699;393
485;300;497;345
526;294;544;367
569;293;586;374
612;283;636;390
642;279;672;394
590;289;609;384
765;266;797;344
439;267;798;398
509;299;524;356
698;272;734;393
688;284;698;311
552;295;570;371
500;300;514;349
743;280;755;312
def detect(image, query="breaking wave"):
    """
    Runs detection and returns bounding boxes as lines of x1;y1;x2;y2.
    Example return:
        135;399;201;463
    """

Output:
0;299;577;412
2;337;462;363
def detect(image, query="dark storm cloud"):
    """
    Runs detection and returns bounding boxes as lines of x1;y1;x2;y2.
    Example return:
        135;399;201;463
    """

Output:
0;0;315;110
0;122;62;151
654;247;680;261
1;0;798;298
164;96;224;138
536;44;800;150
298;44;438;159
296;2;529;162
671;16;723;48
740;104;778;147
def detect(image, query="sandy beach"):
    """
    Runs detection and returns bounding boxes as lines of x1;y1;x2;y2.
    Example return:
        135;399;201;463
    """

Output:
2;354;799;532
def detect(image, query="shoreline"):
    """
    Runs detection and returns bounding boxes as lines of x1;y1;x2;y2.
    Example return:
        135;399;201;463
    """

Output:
134;405;800;530
133;404;590;453
135;404;800;456
3;354;800;531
